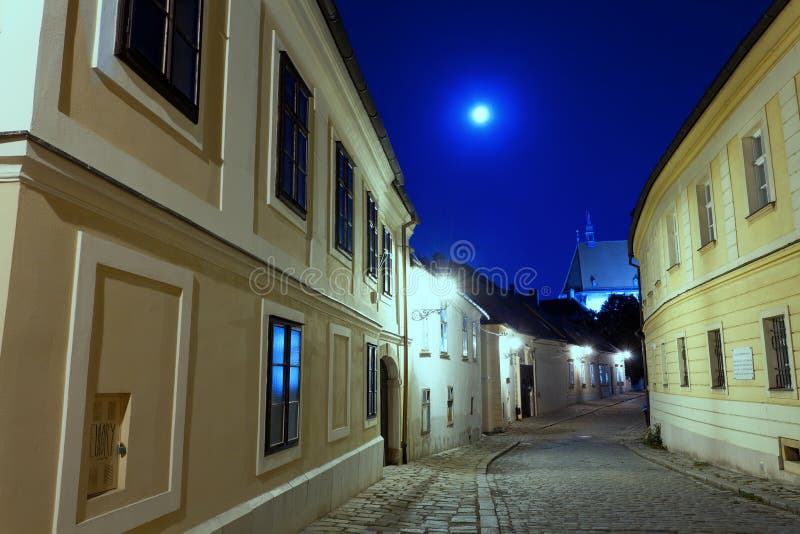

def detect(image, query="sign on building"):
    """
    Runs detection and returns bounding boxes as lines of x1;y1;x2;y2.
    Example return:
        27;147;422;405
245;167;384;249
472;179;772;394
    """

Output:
733;347;755;380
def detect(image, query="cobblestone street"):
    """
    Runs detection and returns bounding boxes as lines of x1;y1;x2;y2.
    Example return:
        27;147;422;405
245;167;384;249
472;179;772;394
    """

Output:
304;395;800;533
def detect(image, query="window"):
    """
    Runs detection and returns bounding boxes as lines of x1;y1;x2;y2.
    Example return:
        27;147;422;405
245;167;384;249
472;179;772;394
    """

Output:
461;315;468;359
666;211;680;267
742;128;772;214
568;360;575;388
382;226;393;295
335;144;354;254
366;193;378;278
276;53;311;214
439;308;448;355
471;322;478;362
116;0;204;122
677;336;689;387
763;315;792;389
421;388;430;434
660;342;668;387
707;329;725;389
446;386;454;426
470;396;474;416
366;343;377;419
696;181;716;246
266;317;302;454
590;363;596;386
580;362;586;386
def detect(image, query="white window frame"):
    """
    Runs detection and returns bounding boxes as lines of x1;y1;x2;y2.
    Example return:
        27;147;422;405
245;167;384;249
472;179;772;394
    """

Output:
446;385;454;426
696;179;716;248
740;114;776;217
471;321;479;362
439;307;448;356
660;342;668;388
421;388;431;435
568;360;575;388
676;333;690;389
666;210;680;268
257;300;305;474
54;232;194;534
705;323;728;394
759;306;798;400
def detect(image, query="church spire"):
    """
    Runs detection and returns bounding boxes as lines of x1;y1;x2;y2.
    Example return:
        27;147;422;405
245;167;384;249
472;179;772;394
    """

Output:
585;210;596;247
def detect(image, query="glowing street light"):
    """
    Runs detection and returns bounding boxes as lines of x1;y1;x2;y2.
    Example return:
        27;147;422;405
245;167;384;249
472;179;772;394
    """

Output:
470;104;491;125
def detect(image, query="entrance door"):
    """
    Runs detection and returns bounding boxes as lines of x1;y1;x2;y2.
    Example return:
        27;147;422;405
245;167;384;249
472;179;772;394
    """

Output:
380;359;389;464
520;364;534;418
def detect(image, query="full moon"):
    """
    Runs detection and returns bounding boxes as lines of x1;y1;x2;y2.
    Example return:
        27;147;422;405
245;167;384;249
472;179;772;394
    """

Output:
470;104;491;125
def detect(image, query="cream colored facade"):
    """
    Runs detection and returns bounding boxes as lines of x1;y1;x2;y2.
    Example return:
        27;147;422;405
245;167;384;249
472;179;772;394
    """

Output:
405;263;484;460
0;1;416;532
631;0;800;485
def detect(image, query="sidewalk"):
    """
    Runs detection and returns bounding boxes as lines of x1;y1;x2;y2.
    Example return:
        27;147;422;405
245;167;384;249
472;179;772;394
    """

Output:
624;438;800;517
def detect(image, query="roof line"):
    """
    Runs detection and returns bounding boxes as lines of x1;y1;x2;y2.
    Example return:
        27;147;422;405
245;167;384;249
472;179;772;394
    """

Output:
315;0;419;224
628;0;789;258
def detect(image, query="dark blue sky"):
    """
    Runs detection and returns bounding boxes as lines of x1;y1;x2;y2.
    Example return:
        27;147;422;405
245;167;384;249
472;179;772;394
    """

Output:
337;0;773;297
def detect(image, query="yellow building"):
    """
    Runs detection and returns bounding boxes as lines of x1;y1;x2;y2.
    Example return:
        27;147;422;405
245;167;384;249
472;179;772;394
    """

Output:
630;0;800;485
0;1;417;532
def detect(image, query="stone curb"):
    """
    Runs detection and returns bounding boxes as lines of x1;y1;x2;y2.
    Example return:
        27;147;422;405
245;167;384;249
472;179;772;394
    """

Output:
623;442;800;518
475;441;519;533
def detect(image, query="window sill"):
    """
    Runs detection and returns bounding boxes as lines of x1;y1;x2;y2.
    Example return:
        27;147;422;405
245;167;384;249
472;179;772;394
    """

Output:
697;239;717;254
257;442;301;476
276;191;308;221
364;416;378;430
746;201;776;222
446;423;454;427
667;262;681;273
461;355;469;361
419;350;431;358
440;352;450;359
766;387;797;400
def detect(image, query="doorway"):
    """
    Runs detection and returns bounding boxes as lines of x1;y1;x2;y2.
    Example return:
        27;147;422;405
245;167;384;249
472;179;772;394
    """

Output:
520;364;535;418
380;359;389;464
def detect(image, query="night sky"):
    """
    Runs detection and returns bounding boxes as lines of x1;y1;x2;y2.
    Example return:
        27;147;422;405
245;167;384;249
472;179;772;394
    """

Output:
336;0;773;298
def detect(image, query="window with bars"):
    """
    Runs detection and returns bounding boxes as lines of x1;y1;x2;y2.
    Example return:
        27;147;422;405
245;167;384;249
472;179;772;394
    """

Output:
275;53;311;215
366;343;377;419
266;317;302;454
742;129;772;214
116;0;204;122
661;342;668;387
568;360;575;388
763;315;793;390
696;180;716;247
677;336;689;387
666;211;680;267
421;388;431;434
439;308;448;355
446;386;454;426
461;315;469;359
707;329;725;389
382;226;393;296
590;363;596;386
335;144;354;254
366;193;378;279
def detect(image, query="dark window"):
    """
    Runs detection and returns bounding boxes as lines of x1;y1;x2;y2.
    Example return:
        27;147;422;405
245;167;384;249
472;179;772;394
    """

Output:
366;343;377;419
116;0;204;122
276;52;311;216
764;315;792;389
335;144;354;254
382;226;393;295
366;193;379;278
266;317;302;454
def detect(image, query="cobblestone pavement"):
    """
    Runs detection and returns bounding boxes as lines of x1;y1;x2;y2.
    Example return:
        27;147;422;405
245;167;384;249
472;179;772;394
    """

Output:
303;439;515;533
305;394;800;533
489;395;800;533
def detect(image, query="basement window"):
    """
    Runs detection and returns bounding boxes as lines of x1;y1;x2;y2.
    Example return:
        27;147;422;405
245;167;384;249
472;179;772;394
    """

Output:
779;437;800;476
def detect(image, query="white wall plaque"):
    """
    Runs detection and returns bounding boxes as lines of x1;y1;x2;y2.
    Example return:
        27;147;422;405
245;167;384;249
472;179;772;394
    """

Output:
733;347;755;380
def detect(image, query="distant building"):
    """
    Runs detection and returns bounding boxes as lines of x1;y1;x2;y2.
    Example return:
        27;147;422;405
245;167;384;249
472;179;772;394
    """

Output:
562;212;640;312
631;0;800;486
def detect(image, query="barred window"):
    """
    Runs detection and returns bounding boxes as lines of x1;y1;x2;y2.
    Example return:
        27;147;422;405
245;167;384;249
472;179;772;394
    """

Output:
366;193;378;278
366;343;377;419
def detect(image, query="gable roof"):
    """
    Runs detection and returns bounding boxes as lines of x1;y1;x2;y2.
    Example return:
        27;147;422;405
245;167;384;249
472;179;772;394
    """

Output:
562;240;638;294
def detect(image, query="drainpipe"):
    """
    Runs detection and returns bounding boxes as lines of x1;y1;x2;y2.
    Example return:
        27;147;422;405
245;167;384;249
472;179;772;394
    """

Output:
400;218;414;464
629;255;650;427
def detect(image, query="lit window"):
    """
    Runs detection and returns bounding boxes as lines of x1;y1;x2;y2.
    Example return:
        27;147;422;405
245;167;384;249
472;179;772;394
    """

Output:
366;343;377;419
590;363;596;386
421;388;431;434
461;315;468;359
568;360;575;388
471;322;478;361
382;227;393;296
266;317;302;454
366;193;378;278
666;211;680;267
696;180;715;246
335;144;354;254
763;315;792;389
116;0;204;122
276;53;311;214
446;386;454;426
707;329;725;389
742;128;771;214
677;336;689;387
